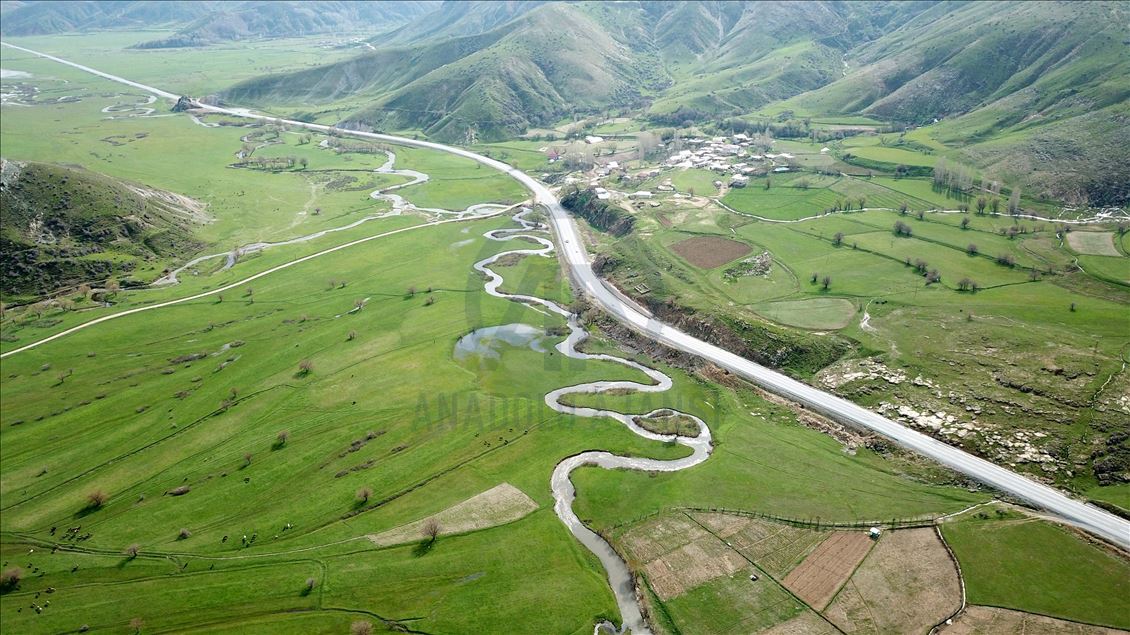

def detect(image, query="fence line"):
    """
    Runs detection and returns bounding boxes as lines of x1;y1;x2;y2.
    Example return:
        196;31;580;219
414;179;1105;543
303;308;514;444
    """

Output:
605;506;939;531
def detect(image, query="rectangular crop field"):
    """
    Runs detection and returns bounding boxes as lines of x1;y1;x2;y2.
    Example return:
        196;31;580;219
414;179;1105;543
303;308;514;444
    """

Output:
670;235;752;268
781;531;873;609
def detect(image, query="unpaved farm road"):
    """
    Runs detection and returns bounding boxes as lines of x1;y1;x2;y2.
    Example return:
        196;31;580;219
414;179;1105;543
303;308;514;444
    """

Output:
3;42;1127;552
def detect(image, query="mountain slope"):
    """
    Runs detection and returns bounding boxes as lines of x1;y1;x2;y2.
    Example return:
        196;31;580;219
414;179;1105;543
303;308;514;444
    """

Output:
0;0;217;35
0;159;205;297
0;0;437;43
226;3;668;141
135;1;437;48
376;0;545;46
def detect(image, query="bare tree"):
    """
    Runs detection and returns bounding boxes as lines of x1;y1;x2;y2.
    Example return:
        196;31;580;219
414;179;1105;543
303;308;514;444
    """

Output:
124;543;140;559
957;277;975;292
832;232;844;246
243;452;253;467
351;621;374;635
976;197;986;214
925;270;941;284
305;577;317;593
356;487;372;504
990;198;1000;215
0;567;22;591
1007;187;1021;215
87;490;109;509
996;253;1016;267
178;528;192;540
347;330;357;341
899;202;909;215
960;217;970;229
297;359;313;376
422;518;441;543
893;221;913;237
129;617;144;634
821;275;831;291
967;243;979;255
276;430;290;447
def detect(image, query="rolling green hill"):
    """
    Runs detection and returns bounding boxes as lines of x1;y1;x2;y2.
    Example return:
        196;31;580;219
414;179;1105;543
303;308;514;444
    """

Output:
226;3;670;141
0;160;204;298
133;1;436;48
0;1;436;45
0;0;217;35
218;1;1128;203
223;1;928;141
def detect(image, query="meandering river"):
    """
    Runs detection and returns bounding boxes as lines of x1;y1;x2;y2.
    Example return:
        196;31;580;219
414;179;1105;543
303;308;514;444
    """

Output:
474;210;714;634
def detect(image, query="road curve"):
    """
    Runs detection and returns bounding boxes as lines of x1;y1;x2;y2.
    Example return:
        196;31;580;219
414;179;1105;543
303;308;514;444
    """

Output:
3;42;1127;550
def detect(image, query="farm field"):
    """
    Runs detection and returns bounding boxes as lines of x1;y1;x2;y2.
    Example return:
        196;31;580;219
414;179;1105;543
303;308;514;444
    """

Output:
942;507;1130;630
780;531;873;609
824;527;961;633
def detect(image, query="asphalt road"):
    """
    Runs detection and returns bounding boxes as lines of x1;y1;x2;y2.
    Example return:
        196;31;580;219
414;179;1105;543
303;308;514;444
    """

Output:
4;41;1127;550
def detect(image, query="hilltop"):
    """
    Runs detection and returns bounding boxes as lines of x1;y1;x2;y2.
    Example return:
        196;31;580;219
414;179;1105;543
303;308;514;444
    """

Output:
0;159;206;299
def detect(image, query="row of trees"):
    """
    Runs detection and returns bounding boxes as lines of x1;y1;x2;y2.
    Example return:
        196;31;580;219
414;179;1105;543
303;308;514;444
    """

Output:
236;155;308;170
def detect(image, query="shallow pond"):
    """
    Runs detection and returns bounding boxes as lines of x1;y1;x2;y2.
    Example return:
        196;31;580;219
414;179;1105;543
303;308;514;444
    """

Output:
453;323;548;360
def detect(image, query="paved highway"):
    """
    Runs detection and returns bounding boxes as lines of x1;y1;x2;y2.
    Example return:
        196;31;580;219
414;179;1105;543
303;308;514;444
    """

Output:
4;41;1127;550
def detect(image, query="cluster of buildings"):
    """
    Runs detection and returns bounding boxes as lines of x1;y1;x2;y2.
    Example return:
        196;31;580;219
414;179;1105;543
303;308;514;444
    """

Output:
662;135;795;187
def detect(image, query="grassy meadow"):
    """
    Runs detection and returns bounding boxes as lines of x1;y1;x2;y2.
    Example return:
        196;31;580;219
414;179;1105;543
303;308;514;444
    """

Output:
942;507;1130;629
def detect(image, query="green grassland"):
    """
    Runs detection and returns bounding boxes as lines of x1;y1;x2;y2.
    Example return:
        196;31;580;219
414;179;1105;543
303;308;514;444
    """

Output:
4;31;365;97
0;148;999;634
942;508;1130;629
2;28;1128;633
